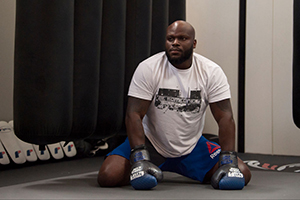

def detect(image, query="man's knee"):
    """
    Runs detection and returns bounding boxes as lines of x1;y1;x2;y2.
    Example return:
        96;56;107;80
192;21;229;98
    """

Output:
98;167;118;187
97;155;131;187
238;157;251;185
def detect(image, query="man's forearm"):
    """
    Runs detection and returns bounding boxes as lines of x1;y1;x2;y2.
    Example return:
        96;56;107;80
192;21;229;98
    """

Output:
218;117;236;151
125;113;146;148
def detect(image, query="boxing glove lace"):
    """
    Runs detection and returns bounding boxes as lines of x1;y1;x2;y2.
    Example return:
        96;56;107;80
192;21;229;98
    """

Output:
130;144;163;190
211;151;245;190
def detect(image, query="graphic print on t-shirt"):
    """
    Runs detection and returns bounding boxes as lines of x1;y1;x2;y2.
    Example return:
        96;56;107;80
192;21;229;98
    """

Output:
154;88;201;114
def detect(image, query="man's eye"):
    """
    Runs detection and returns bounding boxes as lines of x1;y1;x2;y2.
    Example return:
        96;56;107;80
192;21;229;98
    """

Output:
167;37;174;42
180;37;187;41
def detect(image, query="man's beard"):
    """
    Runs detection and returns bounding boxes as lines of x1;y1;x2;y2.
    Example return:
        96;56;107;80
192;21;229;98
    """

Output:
166;45;194;66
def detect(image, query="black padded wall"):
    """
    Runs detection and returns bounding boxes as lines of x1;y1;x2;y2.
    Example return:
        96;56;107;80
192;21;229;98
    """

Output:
14;0;186;144
293;0;300;129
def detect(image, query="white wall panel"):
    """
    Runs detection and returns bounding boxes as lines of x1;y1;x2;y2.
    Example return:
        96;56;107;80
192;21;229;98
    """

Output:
245;0;273;154
272;0;300;156
187;0;239;149
245;0;300;156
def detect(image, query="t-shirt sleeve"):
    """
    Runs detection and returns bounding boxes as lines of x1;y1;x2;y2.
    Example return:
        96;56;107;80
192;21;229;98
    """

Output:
128;62;154;101
207;66;231;103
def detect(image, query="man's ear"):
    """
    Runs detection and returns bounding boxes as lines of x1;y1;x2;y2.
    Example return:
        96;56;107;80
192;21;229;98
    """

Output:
193;39;197;49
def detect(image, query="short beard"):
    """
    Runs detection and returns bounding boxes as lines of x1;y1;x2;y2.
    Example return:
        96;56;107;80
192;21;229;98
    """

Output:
166;45;194;66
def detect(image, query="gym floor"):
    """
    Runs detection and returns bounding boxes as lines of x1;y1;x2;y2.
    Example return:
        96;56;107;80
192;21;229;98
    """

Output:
0;153;299;199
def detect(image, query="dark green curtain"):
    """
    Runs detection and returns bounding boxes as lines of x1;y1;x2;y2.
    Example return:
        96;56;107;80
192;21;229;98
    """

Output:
14;0;186;145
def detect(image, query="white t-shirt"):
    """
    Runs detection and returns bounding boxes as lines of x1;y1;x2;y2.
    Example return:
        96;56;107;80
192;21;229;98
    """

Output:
128;52;231;158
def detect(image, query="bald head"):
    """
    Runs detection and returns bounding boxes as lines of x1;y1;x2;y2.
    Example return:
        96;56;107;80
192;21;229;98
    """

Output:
167;20;196;40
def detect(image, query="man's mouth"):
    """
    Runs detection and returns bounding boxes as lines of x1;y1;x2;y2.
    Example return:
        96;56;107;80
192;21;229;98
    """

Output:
169;48;182;54
170;48;181;52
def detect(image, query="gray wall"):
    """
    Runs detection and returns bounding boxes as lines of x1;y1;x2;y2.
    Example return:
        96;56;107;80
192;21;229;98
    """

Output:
0;0;15;122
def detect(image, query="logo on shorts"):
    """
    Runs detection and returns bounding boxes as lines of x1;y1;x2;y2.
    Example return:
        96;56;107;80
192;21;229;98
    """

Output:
206;141;219;154
206;141;220;159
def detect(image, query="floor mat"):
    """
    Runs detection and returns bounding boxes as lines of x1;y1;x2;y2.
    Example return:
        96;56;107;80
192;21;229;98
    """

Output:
0;170;299;200
0;153;299;199
239;153;300;173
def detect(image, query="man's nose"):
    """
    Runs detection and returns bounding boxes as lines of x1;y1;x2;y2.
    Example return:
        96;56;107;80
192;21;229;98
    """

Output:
172;38;180;46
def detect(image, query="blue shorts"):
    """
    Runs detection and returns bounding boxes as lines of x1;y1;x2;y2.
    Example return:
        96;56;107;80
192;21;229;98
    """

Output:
106;136;221;183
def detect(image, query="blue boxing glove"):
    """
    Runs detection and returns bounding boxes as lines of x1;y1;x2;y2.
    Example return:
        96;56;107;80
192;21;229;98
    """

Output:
211;151;245;190
130;144;163;190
